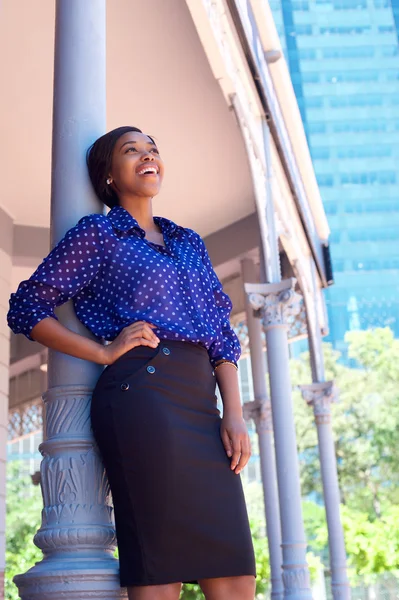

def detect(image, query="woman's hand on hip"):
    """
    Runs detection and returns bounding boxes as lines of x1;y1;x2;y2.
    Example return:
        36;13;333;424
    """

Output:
220;413;251;475
101;321;160;365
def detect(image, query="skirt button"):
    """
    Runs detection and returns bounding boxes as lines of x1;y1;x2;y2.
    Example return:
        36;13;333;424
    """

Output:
162;347;171;356
147;365;156;374
121;382;129;391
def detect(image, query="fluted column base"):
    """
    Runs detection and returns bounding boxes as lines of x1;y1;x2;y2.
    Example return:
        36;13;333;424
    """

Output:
14;558;126;600
13;384;127;600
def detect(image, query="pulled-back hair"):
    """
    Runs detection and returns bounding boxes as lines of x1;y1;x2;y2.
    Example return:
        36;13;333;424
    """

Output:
86;126;155;209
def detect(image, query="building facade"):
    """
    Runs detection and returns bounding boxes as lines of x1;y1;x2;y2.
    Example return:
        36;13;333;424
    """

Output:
271;0;399;356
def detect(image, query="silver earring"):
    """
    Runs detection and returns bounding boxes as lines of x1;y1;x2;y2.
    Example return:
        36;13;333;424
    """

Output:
106;178;112;185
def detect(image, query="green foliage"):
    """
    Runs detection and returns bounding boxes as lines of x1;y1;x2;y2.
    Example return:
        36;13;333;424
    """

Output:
5;462;43;600
292;329;399;516
291;329;399;584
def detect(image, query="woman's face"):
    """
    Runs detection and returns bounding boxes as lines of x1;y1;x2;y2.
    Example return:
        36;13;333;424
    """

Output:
109;131;164;200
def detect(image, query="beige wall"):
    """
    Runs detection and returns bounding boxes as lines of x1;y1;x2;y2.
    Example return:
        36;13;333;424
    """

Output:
0;206;13;598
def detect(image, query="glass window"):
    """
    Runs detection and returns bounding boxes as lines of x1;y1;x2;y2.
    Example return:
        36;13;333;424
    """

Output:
306;96;324;108
337;146;391;158
322;46;374;58
307;122;326;134
324;202;338;215
379;25;395;33
348;229;399;241
287;24;313;36
320;25;371;34
374;0;390;7
387;71;399;81
317;174;334;187
302;72;320;83
381;45;399;57
330;230;341;243
333;260;345;272
291;48;317;60
344;200;399;213
340;172;396;185
291;1;310;9
325;71;379;82
312;147;330;159
332;120;387;132
334;0;367;7
330;95;383;107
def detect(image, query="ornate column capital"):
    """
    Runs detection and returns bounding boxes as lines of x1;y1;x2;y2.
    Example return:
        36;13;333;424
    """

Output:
243;398;273;433
300;381;338;424
245;279;302;331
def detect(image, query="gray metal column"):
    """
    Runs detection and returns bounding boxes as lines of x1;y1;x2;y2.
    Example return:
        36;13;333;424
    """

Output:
246;279;312;600
0;207;14;600
300;383;350;600
241;258;284;600
300;263;350;600
14;2;125;599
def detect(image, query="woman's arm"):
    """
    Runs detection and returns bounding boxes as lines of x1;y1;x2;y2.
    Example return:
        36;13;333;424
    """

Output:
30;317;160;365
216;363;251;475
185;229;251;473
7;213;160;363
7;214;105;340
31;317;106;364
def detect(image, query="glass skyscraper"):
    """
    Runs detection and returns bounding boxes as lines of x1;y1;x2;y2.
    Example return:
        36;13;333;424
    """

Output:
270;0;399;356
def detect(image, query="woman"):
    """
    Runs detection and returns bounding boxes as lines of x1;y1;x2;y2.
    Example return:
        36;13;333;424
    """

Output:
8;126;256;600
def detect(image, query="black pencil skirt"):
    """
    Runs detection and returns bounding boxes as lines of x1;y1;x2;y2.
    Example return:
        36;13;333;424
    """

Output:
90;340;256;587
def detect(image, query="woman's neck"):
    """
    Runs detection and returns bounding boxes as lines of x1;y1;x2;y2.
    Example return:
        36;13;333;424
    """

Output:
119;197;157;233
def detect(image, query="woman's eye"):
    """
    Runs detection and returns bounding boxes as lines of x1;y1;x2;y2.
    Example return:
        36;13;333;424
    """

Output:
125;147;137;153
151;148;159;154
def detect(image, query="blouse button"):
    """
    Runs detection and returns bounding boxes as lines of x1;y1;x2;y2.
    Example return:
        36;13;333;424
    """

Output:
162;347;171;356
147;365;156;374
121;382;130;391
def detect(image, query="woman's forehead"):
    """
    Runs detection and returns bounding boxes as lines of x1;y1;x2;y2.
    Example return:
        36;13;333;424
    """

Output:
116;131;155;148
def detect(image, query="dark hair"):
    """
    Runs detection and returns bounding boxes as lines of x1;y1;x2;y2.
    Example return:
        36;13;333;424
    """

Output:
86;126;155;209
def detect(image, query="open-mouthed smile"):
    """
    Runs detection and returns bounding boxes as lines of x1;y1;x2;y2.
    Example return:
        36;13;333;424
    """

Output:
136;165;159;176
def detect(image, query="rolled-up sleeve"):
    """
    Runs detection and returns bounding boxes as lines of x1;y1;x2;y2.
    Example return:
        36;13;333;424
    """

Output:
7;214;105;340
189;231;241;367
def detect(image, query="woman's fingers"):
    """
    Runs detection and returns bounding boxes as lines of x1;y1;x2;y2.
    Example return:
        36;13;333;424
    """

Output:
228;434;251;474
236;436;251;474
230;440;242;472
221;428;233;458
126;321;160;346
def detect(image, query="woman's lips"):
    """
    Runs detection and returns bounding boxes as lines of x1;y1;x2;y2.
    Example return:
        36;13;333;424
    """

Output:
136;165;159;176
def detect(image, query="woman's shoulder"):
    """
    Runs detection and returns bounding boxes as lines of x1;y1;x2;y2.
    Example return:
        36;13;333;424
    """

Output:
76;212;109;227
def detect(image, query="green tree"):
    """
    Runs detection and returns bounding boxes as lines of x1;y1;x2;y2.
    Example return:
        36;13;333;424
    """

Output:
5;462;42;600
291;329;399;517
291;329;399;584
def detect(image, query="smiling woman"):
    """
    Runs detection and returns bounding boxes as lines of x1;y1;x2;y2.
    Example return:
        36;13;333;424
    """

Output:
86;126;162;210
7;126;256;600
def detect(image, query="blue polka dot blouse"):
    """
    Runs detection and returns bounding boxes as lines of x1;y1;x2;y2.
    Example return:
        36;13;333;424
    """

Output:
7;205;241;367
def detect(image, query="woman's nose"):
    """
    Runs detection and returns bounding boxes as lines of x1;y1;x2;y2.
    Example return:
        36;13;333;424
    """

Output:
141;152;154;161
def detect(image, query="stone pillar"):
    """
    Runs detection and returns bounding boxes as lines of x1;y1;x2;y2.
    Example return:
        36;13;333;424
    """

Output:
246;278;312;600
0;206;13;600
14;2;125;599
300;383;351;600
241;258;284;600
303;262;350;600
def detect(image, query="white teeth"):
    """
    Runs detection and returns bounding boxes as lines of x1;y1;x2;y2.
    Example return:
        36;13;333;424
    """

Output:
138;166;157;175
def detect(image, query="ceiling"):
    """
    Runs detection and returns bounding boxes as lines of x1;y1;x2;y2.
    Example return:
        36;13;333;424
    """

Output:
0;0;255;238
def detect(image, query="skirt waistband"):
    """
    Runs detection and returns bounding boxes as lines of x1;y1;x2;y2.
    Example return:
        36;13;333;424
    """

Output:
120;339;209;361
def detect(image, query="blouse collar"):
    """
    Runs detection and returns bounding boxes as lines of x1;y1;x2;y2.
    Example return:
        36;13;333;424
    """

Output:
107;205;179;237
